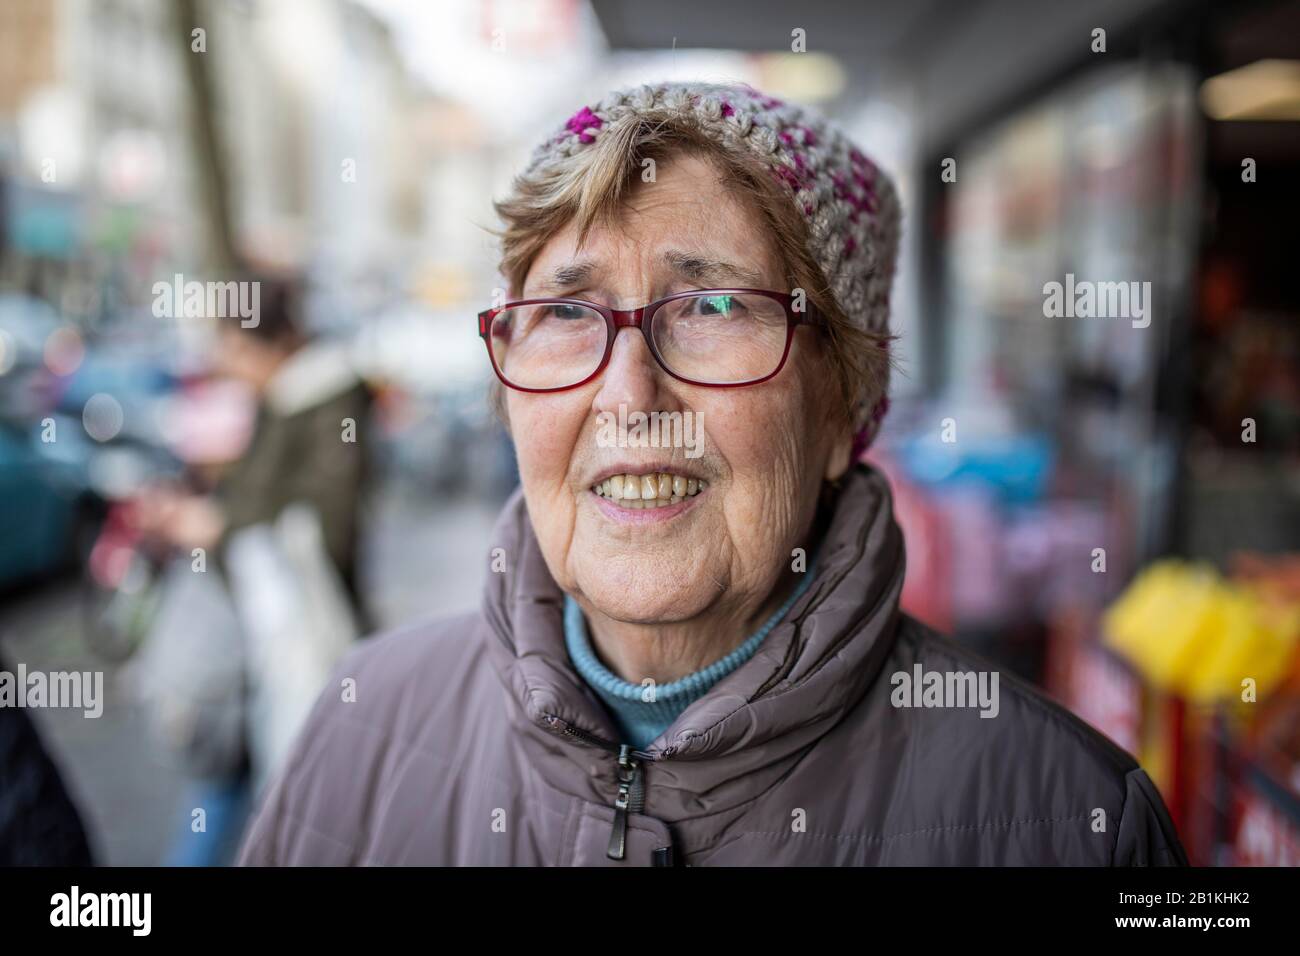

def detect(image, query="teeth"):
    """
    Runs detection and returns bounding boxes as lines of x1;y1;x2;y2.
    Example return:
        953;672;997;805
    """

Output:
589;471;708;509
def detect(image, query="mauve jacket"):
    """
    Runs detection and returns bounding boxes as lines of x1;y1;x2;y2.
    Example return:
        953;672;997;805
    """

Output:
237;462;1187;866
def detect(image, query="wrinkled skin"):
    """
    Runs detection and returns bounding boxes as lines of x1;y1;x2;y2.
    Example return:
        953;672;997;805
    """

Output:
506;153;853;683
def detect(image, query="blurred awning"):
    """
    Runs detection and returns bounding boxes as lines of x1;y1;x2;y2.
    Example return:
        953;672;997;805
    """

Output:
590;0;1182;150
589;0;937;57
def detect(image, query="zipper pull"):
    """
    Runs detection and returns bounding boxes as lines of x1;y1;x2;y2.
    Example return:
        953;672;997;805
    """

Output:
606;744;640;861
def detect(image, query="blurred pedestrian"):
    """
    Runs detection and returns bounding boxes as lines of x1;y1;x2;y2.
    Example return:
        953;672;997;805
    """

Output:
131;274;372;865
135;277;372;619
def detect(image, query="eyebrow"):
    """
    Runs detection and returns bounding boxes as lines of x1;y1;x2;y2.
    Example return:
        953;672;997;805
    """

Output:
542;261;596;292
663;250;764;287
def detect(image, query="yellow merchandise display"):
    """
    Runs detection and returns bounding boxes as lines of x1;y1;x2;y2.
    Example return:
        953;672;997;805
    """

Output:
1103;560;1299;705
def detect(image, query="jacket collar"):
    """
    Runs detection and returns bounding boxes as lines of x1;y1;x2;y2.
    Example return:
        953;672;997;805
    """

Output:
480;460;906;793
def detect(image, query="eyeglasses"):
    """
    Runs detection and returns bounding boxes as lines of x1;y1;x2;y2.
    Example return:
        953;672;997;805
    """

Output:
477;289;821;393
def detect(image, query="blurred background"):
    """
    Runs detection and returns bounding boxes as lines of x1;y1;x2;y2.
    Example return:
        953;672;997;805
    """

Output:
0;0;1297;866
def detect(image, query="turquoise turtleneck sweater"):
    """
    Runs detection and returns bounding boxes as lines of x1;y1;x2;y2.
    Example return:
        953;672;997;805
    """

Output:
563;552;819;750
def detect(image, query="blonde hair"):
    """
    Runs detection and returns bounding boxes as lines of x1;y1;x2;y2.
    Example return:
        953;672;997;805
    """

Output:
489;110;892;428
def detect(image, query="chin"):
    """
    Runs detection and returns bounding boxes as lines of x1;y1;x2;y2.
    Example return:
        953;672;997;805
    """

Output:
577;563;716;626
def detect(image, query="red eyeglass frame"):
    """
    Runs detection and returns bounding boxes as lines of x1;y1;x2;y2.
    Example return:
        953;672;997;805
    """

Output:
477;288;822;393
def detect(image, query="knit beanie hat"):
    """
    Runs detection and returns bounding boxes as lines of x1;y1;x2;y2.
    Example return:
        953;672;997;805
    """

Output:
522;81;901;454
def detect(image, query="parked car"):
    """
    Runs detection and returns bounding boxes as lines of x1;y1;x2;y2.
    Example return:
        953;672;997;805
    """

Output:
0;414;97;586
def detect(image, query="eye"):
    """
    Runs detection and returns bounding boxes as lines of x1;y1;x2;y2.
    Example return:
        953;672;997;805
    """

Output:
694;294;739;317
543;303;590;321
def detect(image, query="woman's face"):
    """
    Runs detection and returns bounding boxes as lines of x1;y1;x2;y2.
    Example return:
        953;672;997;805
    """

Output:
508;153;852;627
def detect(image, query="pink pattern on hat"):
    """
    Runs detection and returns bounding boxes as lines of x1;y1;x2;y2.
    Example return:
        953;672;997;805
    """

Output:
565;106;603;144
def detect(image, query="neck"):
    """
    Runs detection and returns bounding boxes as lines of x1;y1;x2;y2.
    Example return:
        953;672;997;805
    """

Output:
579;569;801;684
579;502;831;684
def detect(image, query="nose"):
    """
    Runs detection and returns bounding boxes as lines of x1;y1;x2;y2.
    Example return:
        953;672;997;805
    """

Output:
591;319;664;415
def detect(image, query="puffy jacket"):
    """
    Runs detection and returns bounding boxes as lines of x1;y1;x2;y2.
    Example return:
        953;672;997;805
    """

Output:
237;462;1187;866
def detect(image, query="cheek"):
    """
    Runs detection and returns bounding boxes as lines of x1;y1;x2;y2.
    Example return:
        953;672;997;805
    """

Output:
707;371;819;484
508;392;590;582
702;388;818;532
508;393;585;486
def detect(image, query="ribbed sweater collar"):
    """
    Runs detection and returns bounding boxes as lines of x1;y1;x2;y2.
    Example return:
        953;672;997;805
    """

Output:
563;551;820;750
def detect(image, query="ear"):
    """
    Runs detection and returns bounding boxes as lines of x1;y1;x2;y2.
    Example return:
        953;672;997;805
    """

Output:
823;417;855;483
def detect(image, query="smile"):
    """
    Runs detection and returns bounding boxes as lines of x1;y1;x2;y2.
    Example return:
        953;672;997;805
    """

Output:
590;471;708;510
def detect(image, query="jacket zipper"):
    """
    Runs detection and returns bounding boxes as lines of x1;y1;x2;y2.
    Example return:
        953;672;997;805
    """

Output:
557;722;661;862
607;744;646;860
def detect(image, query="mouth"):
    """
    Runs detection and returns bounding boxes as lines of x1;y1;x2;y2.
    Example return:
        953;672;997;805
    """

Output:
590;470;709;510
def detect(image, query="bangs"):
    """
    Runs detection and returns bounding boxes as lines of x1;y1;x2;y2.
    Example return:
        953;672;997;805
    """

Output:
495;115;755;295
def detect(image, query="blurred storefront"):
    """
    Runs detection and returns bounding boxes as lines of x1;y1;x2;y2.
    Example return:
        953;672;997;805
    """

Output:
861;0;1300;866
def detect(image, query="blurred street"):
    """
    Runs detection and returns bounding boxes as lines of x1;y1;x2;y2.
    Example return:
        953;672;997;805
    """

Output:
0;487;498;864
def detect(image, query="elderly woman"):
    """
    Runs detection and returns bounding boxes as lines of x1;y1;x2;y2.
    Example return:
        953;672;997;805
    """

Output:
238;82;1185;866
